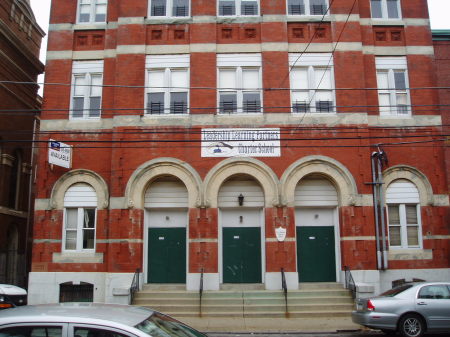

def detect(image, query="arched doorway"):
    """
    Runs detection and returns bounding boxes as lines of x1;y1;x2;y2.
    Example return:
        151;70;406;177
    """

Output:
219;176;264;283
144;177;188;283
295;176;340;282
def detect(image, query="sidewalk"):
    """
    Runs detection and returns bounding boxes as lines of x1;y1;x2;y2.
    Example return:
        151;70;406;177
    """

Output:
180;316;361;333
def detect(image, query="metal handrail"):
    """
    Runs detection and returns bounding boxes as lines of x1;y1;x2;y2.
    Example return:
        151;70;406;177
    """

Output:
281;268;288;317
344;266;356;299
129;268;140;304
199;268;204;317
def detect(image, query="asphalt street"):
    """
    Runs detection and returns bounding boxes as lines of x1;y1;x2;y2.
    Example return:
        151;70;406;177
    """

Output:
207;332;447;337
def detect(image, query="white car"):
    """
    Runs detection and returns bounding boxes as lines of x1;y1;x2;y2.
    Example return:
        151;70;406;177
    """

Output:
0;284;27;309
0;303;206;337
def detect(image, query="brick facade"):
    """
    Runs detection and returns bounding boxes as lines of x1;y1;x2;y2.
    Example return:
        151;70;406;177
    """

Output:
29;0;450;304
0;0;44;287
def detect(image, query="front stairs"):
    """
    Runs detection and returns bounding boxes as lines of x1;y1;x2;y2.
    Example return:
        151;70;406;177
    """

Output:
132;283;359;332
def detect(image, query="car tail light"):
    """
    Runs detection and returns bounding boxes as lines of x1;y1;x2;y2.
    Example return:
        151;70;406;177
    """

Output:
0;303;13;309
367;299;375;311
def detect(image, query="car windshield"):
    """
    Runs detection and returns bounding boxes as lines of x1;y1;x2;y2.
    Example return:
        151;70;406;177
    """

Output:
379;284;414;297
135;312;205;337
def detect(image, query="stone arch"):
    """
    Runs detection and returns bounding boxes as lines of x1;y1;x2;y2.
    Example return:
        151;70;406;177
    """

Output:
50;169;109;209
125;158;202;209
203;158;279;208
383;165;434;206
281;155;358;207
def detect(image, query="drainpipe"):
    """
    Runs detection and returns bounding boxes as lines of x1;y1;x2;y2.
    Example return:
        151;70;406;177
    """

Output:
370;148;389;270
377;154;389;270
371;152;382;270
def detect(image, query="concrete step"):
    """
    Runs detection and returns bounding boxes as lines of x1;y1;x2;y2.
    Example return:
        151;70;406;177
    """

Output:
133;296;354;306
132;282;355;322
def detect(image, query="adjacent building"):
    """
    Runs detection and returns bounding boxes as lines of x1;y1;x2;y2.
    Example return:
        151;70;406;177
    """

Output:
0;0;45;287
29;0;449;304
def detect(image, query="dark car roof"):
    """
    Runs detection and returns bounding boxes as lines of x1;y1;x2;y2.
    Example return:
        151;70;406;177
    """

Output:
0;303;154;327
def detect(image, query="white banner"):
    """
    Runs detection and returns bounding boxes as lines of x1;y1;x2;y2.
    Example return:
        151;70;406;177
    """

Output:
48;139;72;169
201;128;281;157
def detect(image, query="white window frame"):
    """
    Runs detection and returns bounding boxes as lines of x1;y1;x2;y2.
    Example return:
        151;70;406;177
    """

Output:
63;207;97;252
376;57;411;117
289;53;335;114
370;0;402;20
386;180;423;249
70;61;104;120
218;0;260;17
148;0;190;18
63;184;98;253
145;55;190;115
76;0;107;24
286;0;329;16
217;54;262;115
387;204;422;249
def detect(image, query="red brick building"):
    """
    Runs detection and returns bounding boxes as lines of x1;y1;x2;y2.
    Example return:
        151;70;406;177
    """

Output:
29;0;449;303
0;0;44;287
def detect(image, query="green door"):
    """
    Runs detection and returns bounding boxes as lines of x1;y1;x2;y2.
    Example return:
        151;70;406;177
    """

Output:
148;227;186;283
223;227;261;283
297;226;336;282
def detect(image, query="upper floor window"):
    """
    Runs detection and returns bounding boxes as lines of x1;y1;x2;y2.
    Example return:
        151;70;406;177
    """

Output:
370;0;401;19
218;0;259;16
146;55;189;115
71;61;103;119
287;0;328;16
386;179;422;249
217;54;262;114
63;184;97;252
8;149;22;210
149;0;190;17
77;0;107;23
289;53;335;113
376;57;410;116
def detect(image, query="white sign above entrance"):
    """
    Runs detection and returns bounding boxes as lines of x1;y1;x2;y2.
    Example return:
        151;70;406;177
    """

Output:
201;128;281;157
48;139;72;169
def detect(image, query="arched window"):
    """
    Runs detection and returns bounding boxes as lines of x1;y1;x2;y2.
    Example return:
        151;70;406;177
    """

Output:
8;150;22;209
386;179;422;249
63;183;97;251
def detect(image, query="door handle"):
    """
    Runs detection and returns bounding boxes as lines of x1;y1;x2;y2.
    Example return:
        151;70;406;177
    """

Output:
417;302;427;305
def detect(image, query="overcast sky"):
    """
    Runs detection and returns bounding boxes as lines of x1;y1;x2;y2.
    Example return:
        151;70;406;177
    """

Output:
29;0;450;65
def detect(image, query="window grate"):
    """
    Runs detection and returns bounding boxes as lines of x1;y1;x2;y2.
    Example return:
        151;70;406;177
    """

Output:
152;5;166;16
148;102;164;114
316;100;333;112
289;5;305;15
293;101;310;113
59;282;93;302
243;100;261;113
311;4;326;15
171;101;187;114
173;5;187;16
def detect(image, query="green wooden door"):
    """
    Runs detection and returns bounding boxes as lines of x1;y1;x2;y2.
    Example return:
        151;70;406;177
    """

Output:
148;228;186;283
223;227;261;283
297;226;336;282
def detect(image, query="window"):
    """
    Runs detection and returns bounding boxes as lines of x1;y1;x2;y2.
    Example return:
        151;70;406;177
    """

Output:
370;0;401;19
376;57;410;116
60;282;94;302
149;0;190;17
289;53;335;113
218;0;259;16
217;54;262;114
77;0;107;23
63;184;97;251
0;326;63;337
287;0;328;16
386;179;422;249
71;61;103;119
146;55;189;115
418;285;450;299
8;150;22;209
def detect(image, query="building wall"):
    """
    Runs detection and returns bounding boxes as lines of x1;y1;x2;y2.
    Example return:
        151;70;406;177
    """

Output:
0;0;44;287
29;0;450;304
